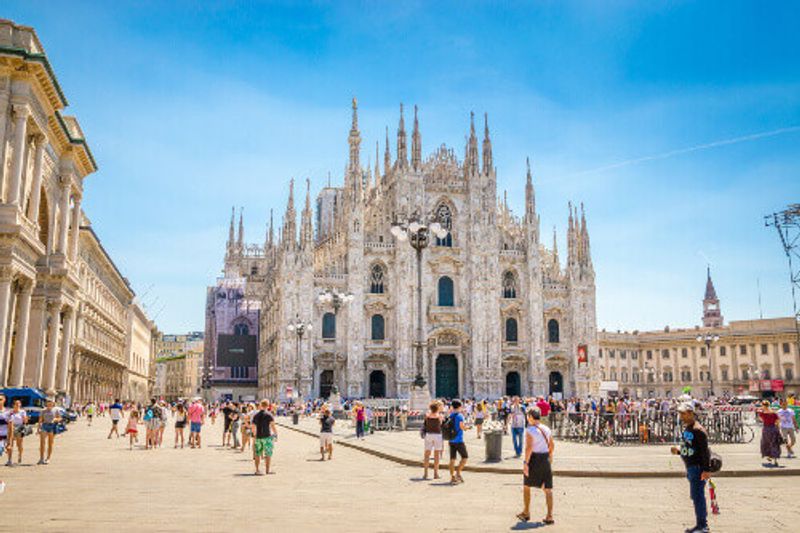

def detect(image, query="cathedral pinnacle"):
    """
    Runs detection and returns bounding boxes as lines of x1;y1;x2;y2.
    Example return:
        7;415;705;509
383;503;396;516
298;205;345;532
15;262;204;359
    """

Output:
396;103;408;169
237;207;244;249
465;111;479;176
411;104;422;171
482;112;493;175
384;126;391;177
227;206;235;248
301;177;314;248
348;97;362;174
525;156;536;225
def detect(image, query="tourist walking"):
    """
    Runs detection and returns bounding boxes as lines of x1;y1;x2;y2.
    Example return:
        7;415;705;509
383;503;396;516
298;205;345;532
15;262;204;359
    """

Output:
107;399;123;439
0;394;8;492
671;402;712;533
474;402;486;439
7;400;29;465
125;409;141;450
188;398;206;449
251;400;277;475
38;399;61;465
0;395;12;468
157;401;169;447
85;401;95;426
174;403;187;448
517;407;554;525
422;401;443;479
509;397;527;457
240;404;253;453
777;399;797;458
353;401;366;439
143;399;162;450
447;400;469;485
230;403;241;450
757;400;781;466
319;406;335;461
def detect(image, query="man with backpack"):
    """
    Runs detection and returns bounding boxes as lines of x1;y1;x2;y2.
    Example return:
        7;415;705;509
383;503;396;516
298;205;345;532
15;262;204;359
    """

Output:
444;400;470;485
143;399;162;450
671;402;713;533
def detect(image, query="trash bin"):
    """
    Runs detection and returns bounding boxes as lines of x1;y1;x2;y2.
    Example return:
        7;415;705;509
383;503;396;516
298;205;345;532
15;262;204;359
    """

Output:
292;413;299;425
484;430;503;462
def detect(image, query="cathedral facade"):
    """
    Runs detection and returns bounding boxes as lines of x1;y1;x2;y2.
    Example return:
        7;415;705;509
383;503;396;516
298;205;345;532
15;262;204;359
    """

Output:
218;100;598;401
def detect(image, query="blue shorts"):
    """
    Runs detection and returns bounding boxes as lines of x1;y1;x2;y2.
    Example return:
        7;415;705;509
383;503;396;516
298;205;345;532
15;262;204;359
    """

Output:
190;422;202;433
41;423;57;434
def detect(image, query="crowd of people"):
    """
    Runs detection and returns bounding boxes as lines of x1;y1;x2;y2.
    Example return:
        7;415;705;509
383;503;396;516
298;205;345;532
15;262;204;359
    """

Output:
0;390;796;531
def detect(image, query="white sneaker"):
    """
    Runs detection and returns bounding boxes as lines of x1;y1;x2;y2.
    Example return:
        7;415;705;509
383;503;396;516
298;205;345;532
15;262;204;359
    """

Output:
0;481;5;494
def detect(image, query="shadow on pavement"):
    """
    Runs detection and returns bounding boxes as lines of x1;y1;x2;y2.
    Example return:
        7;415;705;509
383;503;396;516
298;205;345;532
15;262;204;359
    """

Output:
510;521;545;530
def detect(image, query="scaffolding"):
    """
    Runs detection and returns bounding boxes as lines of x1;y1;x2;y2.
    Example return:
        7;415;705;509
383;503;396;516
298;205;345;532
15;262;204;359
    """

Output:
765;204;800;352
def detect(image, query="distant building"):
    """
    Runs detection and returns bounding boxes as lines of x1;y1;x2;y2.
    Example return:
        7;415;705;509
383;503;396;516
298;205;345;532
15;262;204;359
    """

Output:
153;332;204;401
599;269;799;398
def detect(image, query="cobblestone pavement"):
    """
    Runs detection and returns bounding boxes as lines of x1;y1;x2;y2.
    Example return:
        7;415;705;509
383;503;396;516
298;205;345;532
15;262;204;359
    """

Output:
0;416;794;532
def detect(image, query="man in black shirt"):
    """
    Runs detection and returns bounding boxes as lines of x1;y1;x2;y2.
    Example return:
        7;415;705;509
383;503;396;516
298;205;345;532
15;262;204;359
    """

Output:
222;402;234;447
671;402;712;533
250;400;277;475
319;406;335;461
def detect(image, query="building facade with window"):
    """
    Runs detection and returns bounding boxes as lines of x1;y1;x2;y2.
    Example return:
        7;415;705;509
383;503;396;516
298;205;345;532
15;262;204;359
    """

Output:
219;101;598;400
154;332;204;401
0;19;157;402
598;270;800;398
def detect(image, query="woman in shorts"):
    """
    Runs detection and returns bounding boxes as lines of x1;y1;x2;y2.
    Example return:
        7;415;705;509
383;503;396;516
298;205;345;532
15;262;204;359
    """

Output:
7;399;29;465
38;399;61;465
174;403;187;448
422;401;443;480
474;402;486;439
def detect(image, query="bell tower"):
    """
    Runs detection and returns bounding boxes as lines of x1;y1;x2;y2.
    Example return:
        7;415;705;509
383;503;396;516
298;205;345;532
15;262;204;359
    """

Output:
702;267;723;328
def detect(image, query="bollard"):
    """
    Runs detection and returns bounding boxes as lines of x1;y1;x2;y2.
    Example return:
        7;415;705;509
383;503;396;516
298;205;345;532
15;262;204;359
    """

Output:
484;430;504;462
292;413;299;425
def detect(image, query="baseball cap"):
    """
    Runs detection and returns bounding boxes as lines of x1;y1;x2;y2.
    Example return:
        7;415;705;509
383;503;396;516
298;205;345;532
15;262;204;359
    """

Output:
677;402;695;413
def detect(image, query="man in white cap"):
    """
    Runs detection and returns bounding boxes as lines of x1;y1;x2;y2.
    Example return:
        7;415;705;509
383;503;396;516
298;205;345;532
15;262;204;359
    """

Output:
671;402;712;533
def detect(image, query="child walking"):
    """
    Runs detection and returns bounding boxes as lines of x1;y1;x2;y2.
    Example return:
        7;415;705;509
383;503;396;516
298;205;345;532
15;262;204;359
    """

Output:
125;410;141;450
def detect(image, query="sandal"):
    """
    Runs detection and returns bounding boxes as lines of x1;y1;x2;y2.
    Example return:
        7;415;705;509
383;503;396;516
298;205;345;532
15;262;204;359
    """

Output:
543;518;555;525
516;513;530;522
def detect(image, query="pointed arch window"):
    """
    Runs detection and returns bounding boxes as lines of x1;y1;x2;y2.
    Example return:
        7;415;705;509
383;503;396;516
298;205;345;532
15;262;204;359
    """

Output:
502;271;517;299
434;203;453;247
371;314;385;341
369;264;386;294
322;313;336;339
505;317;518;343
438;276;454;307
547;319;559;344
234;323;249;336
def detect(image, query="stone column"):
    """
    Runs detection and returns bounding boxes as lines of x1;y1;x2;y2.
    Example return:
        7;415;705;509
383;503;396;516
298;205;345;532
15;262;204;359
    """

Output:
6;105;29;206
23;296;46;387
2;286;18;387
26;135;47;222
0;90;9;190
9;280;33;386
68;195;82;262
56;184;71;254
56;307;75;393
42;302;62;394
0;270;12;385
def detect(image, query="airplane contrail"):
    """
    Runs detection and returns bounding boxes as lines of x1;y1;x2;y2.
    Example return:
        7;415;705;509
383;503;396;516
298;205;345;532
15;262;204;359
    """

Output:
569;125;800;177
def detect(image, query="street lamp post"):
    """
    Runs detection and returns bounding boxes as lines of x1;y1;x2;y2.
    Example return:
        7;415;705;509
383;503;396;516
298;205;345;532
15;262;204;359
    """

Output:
200;364;214;401
391;214;448;407
287;315;312;403
696;332;720;398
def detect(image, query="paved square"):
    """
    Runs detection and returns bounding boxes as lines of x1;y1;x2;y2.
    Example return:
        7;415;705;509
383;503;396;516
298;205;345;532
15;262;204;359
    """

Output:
1;416;795;532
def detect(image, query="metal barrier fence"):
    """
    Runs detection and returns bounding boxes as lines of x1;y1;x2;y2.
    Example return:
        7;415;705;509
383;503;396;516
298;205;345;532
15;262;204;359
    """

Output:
331;402;753;444
551;410;753;445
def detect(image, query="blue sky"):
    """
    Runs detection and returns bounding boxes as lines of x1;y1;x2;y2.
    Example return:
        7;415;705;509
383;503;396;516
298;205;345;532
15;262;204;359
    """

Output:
5;1;799;333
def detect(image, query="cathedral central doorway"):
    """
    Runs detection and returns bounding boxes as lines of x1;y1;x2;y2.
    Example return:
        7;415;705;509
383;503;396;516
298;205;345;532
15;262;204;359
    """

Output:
505;371;521;397
319;370;334;399
548;371;563;396
368;370;386;398
435;354;458;399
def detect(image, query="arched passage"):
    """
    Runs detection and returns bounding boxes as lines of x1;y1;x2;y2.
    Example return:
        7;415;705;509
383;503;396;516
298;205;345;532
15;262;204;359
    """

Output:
368;370;386;398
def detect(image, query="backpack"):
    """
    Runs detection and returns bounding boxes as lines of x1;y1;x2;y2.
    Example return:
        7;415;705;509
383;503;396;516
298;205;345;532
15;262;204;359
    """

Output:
143;408;153;421
708;451;723;473
441;415;457;441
